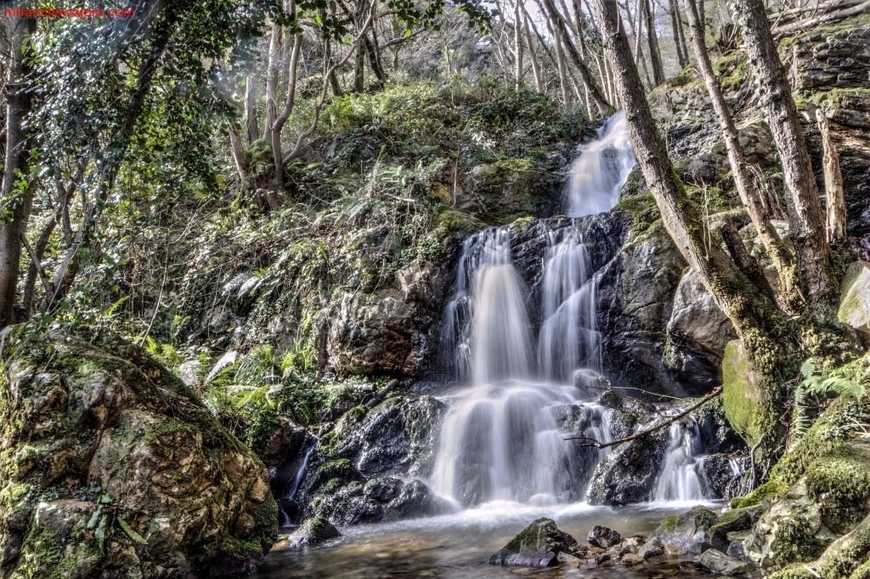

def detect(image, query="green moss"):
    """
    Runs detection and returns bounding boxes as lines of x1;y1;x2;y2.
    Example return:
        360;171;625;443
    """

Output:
432;208;485;236
722;340;765;446
657;515;679;533
771;517;826;565
770;566;818;579
710;508;755;540
730;479;788;509
805;452;870;533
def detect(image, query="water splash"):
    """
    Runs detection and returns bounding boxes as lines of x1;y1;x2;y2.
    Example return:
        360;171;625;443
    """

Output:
431;383;611;507
653;420;706;502
566;112;636;217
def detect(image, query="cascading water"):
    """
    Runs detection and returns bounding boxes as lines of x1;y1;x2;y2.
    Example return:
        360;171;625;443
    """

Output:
432;114;638;508
431;112;725;510
566;112;636;218
653;420;706;502
537;230;601;381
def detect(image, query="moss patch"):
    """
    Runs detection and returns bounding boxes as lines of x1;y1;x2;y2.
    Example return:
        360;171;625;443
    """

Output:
721;340;765;446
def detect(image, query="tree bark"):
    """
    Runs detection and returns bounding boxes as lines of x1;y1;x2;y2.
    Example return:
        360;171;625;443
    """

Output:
541;0;611;114
668;0;690;67
685;0;799;311
513;0;524;91
0;16;36;329
591;0;790;459
732;0;836;317
641;0;665;85
814;108;846;245
245;75;259;144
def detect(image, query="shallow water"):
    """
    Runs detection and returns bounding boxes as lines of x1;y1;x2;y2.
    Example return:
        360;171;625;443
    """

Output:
256;500;745;578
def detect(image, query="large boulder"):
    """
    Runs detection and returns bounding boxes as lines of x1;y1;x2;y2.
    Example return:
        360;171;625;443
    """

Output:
648;506;719;556
489;518;580;567
586;428;669;506
0;327;278;578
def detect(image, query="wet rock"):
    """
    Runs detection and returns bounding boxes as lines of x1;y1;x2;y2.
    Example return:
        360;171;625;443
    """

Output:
698;454;741;500
321;395;445;479
0;330;278;578
694;549;753;576
587;429;669;505
385;480;452;520
648;506;719;555
587;525;622;549
288;517;340;549
693;399;745;455
710;508;758;550
489;518;580;568
638;536;665;559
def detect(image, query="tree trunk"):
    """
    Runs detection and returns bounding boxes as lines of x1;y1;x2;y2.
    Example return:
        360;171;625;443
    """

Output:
732;0;836;317
641;0;666;85
513;0;524;91
541;0;611;114
245;75;259;144
814;108;846;244
685;0;800;311
591;0;790;459
0;16;36;329
669;0;690;67
554;27;574;108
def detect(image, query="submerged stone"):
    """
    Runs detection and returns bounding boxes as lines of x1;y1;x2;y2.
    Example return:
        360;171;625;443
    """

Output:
587;525;622;549
694;548;752;576
489;518;579;568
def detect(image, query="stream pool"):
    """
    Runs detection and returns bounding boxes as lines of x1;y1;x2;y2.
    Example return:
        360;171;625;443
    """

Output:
255;500;747;578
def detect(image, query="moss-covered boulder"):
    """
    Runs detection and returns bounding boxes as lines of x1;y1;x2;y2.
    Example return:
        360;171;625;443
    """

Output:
488;518;580;567
721;340;766;446
0;327;278;578
647;506;719;555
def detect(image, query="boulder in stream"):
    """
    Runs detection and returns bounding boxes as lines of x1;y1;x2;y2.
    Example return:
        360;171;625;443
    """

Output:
489;518;580;567
288;517;340;549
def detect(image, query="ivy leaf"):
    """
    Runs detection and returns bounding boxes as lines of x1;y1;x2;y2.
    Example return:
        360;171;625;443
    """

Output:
117;516;148;545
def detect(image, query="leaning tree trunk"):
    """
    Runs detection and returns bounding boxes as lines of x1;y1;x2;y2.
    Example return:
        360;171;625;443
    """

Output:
591;0;793;460
640;0;665;85
0;16;36;330
732;0;836;317
685;0;800;312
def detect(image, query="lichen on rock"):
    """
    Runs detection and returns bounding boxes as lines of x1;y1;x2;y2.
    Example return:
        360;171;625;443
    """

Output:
0;326;278;578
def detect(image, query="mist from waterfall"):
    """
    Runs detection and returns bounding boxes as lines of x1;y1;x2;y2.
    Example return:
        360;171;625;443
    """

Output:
566;112;636;218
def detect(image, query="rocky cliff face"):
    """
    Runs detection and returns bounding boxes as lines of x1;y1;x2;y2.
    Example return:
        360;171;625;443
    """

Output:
0;328;277;578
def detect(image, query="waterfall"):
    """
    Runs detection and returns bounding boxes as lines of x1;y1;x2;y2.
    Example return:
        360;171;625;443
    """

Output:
653;420;706;502
566;112;636;218
537;230;601;381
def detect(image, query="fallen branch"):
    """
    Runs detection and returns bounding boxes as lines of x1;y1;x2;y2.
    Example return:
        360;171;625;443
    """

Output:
564;386;723;448
772;0;870;37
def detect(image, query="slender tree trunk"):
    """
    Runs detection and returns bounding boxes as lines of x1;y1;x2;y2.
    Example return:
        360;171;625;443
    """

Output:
591;0;791;459
229;122;249;190
685;0;799;311
524;13;544;93
669;0;690;67
541;0;611;113
630;0;653;89
513;0;524;90
245;75;260;144
554;27;574;108
814;108;846;244
732;0;836;316
0;16;36;329
641;0;666;85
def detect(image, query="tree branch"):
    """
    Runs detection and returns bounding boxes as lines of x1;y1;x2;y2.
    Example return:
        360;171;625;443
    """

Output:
564;386;723;448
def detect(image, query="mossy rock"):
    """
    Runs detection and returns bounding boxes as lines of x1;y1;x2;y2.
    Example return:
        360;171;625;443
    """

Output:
721;340;765;447
0;326;278;578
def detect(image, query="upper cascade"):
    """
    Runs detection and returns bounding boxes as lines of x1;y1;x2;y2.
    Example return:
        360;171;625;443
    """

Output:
566;112;636;217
